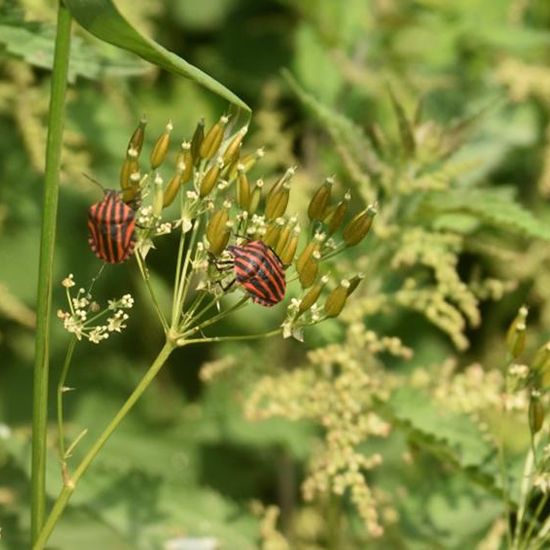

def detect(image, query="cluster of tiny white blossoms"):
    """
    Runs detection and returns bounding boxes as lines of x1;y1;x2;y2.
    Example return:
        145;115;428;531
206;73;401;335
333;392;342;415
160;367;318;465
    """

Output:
57;274;134;344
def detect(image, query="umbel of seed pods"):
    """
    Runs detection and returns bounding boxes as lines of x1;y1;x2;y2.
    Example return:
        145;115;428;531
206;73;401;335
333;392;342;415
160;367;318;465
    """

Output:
87;116;376;316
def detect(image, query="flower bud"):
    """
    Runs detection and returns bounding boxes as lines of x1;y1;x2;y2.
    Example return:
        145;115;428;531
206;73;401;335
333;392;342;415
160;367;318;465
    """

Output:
506;306;528;358
199;159;223;197
299;275;329;314
127;117;146;155
236;166;251;211
324;191;350;235
343;204;377;246
200;115;229;160
308;177;333;221
265;183;290;220
207;207;231;256
152;174;164;218
324;280;351;318
529;393;544;435
150;121;173;169
298;254;319;289
249;179;264;215
223;126;247;165
191;118;205;162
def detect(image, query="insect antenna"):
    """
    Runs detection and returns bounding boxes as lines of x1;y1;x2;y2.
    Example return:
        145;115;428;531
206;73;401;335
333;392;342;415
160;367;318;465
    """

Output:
83;172;108;194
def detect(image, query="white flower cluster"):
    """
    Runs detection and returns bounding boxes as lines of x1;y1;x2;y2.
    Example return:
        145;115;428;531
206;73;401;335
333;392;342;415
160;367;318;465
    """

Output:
57;275;134;344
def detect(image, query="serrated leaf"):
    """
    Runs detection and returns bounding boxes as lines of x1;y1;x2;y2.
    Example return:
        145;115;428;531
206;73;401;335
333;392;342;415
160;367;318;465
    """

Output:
283;69;380;184
0;13;148;82
424;188;550;241
64;0;250;116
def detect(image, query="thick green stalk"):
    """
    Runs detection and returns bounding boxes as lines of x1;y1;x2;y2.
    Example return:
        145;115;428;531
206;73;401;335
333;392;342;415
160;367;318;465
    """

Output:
31;3;72;542
33;339;175;550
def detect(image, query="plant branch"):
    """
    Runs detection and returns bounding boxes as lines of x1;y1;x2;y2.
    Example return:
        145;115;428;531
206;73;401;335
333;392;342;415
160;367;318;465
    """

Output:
56;337;77;460
31;3;72;542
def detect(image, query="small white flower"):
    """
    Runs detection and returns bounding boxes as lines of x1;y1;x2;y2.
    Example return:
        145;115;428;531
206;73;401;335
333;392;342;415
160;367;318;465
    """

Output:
62;274;75;288
186;190;198;200
120;294;134;309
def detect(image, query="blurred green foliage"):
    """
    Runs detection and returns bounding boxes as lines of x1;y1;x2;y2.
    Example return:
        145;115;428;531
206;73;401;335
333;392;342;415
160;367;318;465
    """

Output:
1;0;550;548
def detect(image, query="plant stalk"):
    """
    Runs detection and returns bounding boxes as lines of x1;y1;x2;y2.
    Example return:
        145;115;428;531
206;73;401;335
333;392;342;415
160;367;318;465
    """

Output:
33;339;175;550
31;3;72;542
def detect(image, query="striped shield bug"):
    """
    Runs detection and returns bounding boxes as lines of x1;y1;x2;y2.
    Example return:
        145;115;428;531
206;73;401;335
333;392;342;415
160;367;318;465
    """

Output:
226;240;286;306
87;190;137;264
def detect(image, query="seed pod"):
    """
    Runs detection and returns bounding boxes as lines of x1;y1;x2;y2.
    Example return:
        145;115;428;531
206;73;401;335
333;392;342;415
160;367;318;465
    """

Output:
263;218;284;248
163;169;184;208
239;147;265;173
175;142;194;185
308;177;333;221
152;175;164;218
267;167;295;202
236;166;251;210
249;179;264;215
296;241;319;273
207;207;231;256
200;115;229;160
342;204;377;246
529;393;544;435
324;191;351;235
119;155;139;191
532;342;550;376
150;121;173;169
298;254;319;289
279;228;300;266
191;118;205;163
324;280;351;318
223;126;247;166
299;275;329;314
122;172;141;203
127;117;147;155
506;306;528;358
265;183;290;220
199;159;223;197
346;273;365;296
275;222;293;257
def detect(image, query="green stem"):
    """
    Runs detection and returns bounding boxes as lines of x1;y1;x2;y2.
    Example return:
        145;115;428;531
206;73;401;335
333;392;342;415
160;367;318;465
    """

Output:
31;3;72;542
184;328;281;345
33;339;175;550
57;338;77;460
135;251;169;331
522;492;550;549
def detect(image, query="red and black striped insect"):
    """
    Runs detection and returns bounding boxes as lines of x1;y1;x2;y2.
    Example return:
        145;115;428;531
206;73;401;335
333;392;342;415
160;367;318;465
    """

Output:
87;190;137;264
224;240;286;307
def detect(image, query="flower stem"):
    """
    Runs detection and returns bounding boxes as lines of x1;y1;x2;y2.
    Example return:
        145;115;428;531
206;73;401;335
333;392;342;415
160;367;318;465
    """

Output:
33;339;175;550
31;3;72;542
184;328;281;345
57;337;77;460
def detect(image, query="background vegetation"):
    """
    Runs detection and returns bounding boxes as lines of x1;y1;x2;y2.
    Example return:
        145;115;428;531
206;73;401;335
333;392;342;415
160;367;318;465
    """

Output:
1;0;550;548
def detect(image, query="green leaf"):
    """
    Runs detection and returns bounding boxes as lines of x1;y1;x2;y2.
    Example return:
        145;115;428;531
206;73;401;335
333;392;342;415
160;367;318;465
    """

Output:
0;9;148;82
388;86;416;156
424;188;550;241
64;0;250;116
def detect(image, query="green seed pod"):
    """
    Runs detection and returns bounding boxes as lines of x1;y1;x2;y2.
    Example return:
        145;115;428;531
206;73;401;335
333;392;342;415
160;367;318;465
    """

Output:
299;275;329;314
240;148;264;173
265;184;290;220
236;166;251;211
296;241;319;273
200;115;229;160
342;204;377;246
506;306;528;358
267;167;295;202
122;172;141;203
308;177;333;221
298;254;319;289
175;142;194;185
127;117;147;155
191;118;205;163
223;126;247;166
324;280;351;318
263;218;284;248
152;175;164;218
163;169;184;208
150;121;173;169
249;179;264;215
279;229;300;266
275;222;293;257
532;342;550;375
346;273;365;296
207;207;231;256
529;393;544;435
324;191;350;235
119;155;139;191
199;159;223;197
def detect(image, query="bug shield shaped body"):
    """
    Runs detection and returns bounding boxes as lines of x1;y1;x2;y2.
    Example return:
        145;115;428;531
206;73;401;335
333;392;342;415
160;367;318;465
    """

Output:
88;190;137;264
228;240;286;307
